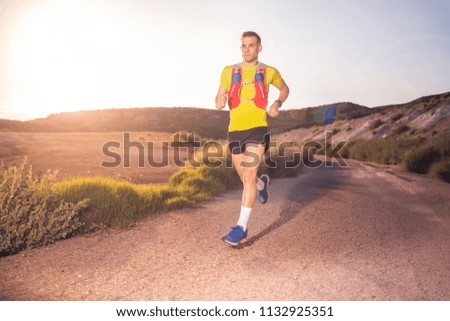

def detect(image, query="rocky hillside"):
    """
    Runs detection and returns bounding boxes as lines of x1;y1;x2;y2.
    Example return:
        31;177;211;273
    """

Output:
276;92;450;143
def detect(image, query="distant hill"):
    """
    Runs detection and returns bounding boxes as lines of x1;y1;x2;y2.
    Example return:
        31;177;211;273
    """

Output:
267;101;371;133
0;103;371;139
0;108;229;139
1;92;449;139
277;91;450;142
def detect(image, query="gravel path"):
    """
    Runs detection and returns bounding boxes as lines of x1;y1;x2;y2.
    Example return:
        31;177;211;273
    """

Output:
1;159;449;300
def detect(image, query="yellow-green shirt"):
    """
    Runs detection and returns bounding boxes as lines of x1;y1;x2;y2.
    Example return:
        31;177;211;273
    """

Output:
220;64;283;132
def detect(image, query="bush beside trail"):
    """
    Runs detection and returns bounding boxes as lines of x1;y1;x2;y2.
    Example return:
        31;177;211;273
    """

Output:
0;161;241;256
341;133;450;183
53;165;242;232
428;157;450;182
340;137;424;165
0;159;88;257
402;134;449;177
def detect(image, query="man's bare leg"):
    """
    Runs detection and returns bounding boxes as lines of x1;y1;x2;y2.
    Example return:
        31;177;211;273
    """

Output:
233;143;265;229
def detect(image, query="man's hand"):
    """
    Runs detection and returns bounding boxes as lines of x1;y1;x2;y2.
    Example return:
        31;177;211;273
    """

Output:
267;102;281;118
215;88;228;110
268;80;289;117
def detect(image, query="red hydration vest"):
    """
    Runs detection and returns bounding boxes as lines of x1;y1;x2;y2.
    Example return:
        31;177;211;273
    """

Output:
228;63;268;110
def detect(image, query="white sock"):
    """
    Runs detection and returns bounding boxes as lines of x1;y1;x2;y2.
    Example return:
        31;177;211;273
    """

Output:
237;206;252;231
256;177;264;191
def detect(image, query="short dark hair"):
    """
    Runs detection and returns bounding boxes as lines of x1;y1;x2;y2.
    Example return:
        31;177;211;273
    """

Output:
241;31;261;45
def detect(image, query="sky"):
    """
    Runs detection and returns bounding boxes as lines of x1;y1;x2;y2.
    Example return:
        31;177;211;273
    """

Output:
0;0;449;120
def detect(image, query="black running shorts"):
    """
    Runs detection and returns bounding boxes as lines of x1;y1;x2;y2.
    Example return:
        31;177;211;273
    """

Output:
228;126;271;155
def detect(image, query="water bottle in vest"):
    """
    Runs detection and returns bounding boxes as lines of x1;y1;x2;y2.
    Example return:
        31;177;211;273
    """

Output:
232;69;241;84
255;70;264;83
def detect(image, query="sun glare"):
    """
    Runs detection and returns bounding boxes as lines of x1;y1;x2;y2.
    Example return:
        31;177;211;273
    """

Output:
5;3;85;118
4;0;205;120
5;1;151;119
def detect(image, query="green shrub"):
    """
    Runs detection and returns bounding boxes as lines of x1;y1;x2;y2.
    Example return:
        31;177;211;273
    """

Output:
428;157;450;183
390;113;404;123
170;165;240;196
53;164;241;232
0;159;88;256
369;119;384;130
403;134;450;174
168;169;191;186
403;145;440;174
342;134;450;183
432;134;450;156
164;196;197;209
332;127;341;135
342;137;423;165
54;177;166;229
394;124;410;135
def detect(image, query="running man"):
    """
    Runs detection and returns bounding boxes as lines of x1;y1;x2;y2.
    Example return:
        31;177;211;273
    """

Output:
215;31;290;246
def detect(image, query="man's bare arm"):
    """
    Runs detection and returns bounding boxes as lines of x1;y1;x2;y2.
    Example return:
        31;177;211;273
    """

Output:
215;87;228;110
267;80;290;118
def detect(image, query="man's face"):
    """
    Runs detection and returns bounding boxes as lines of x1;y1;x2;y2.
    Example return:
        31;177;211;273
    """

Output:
240;36;262;64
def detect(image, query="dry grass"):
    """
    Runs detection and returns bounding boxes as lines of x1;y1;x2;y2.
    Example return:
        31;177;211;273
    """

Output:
0;132;192;184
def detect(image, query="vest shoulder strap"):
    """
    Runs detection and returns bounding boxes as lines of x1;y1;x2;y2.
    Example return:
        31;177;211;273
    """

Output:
232;62;267;70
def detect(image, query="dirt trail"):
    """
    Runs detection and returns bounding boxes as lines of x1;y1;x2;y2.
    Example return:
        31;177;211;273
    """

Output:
1;159;449;300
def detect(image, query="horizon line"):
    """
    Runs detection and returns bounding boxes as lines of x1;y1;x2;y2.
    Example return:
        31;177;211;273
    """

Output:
1;90;449;122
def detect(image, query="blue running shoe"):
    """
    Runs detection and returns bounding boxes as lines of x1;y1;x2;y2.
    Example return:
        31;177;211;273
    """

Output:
257;174;270;204
222;225;248;246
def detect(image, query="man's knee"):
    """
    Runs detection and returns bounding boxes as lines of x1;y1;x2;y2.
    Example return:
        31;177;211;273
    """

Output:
241;167;257;184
